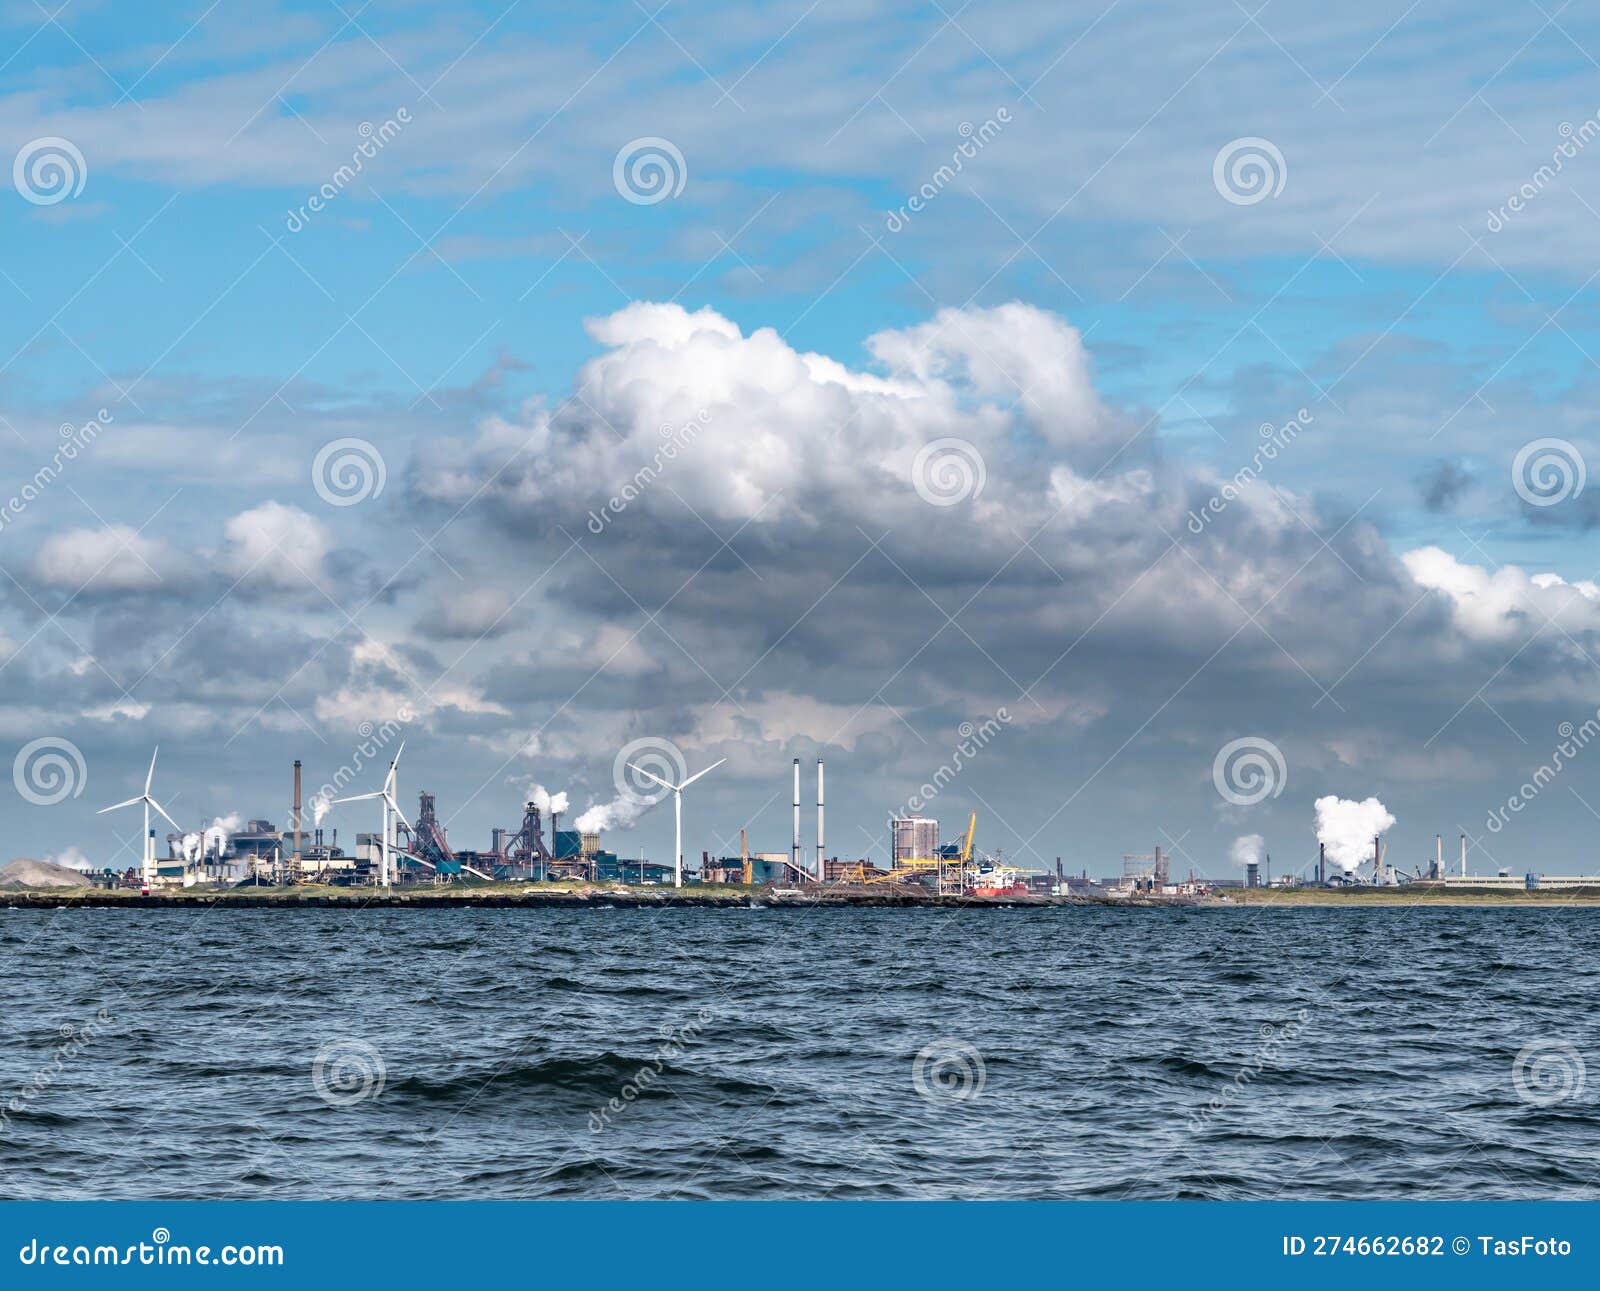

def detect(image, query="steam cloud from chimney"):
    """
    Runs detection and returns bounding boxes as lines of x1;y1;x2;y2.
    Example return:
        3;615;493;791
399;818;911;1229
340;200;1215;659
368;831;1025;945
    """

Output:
574;796;646;833
526;783;569;817
1313;795;1396;872
1229;834;1265;869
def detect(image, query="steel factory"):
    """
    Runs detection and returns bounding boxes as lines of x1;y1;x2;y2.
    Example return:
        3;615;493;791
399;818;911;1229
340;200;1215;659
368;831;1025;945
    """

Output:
83;747;1600;898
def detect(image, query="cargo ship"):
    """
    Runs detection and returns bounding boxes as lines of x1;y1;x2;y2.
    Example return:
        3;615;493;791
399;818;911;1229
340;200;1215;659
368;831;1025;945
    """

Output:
969;865;1028;898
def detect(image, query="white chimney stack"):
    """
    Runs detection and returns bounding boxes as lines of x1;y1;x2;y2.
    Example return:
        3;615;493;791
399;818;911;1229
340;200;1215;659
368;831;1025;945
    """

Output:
791;757;800;879
816;758;825;882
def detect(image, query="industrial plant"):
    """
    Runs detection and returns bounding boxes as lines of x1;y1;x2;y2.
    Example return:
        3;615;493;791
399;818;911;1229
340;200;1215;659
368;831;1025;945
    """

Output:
78;748;1600;899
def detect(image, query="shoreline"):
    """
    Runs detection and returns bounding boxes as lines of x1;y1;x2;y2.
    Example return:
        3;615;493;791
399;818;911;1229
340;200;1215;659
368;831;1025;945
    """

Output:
0;883;1130;910
1219;886;1600;907
8;884;1600;910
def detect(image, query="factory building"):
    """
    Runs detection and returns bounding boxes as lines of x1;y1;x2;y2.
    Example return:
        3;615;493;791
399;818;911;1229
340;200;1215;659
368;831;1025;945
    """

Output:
890;817;939;865
553;830;602;861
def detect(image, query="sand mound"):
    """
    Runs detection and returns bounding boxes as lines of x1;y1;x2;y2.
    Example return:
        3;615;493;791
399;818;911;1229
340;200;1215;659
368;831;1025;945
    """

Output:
0;858;91;888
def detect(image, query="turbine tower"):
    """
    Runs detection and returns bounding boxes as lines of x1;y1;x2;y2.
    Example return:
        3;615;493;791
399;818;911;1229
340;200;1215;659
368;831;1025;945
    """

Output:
627;758;726;888
333;742;411;887
98;747;181;891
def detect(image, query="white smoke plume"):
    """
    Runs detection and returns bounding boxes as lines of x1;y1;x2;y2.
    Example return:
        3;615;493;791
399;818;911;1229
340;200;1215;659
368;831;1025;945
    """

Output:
45;846;92;871
180;833;202;862
526;783;570;817
574;796;648;834
1314;795;1396;873
203;812;244;859
1229;834;1265;869
311;793;332;827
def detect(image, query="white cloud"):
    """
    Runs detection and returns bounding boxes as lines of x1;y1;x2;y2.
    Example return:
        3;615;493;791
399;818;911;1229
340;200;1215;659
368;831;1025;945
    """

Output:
220;502;332;588
429;586;514;639
82;698;151;722
867;303;1114;446
34;525;176;592
313;637;507;728
1403;546;1600;643
417;300;1145;536
591;623;658;676
692;693;903;751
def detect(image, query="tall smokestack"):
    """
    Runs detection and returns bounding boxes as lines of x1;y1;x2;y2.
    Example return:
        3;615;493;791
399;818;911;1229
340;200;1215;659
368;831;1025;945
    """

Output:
1435;833;1442;879
1374;834;1382;884
292;759;303;863
816;758;824;882
1460;831;1467;878
792;758;801;879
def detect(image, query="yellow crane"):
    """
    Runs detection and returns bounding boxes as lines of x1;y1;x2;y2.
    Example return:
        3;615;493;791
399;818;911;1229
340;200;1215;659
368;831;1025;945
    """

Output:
837;814;982;888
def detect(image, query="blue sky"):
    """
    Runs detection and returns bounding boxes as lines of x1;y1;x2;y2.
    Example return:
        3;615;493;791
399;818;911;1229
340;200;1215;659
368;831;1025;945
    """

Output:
5;0;1600;877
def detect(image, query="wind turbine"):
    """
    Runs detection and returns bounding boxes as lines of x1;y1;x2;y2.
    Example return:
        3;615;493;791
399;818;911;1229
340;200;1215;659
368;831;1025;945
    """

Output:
333;742;410;887
98;747;181;892
626;758;726;888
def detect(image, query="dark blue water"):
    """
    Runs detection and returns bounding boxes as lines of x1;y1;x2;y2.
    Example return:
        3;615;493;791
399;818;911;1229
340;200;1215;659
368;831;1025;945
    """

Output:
1;905;1596;1199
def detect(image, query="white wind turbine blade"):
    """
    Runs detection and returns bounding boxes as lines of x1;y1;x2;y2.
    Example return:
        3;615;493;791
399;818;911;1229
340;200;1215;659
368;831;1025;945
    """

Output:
146;796;182;835
98;796;144;814
678;758;726;790
387;741;405;792
144;746;159;796
386;794;412;831
332;790;384;805
627;763;677;793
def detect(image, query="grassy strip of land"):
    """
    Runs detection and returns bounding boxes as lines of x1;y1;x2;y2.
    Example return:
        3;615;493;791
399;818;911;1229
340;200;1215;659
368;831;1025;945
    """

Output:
1220;885;1600;907
0;881;1100;910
